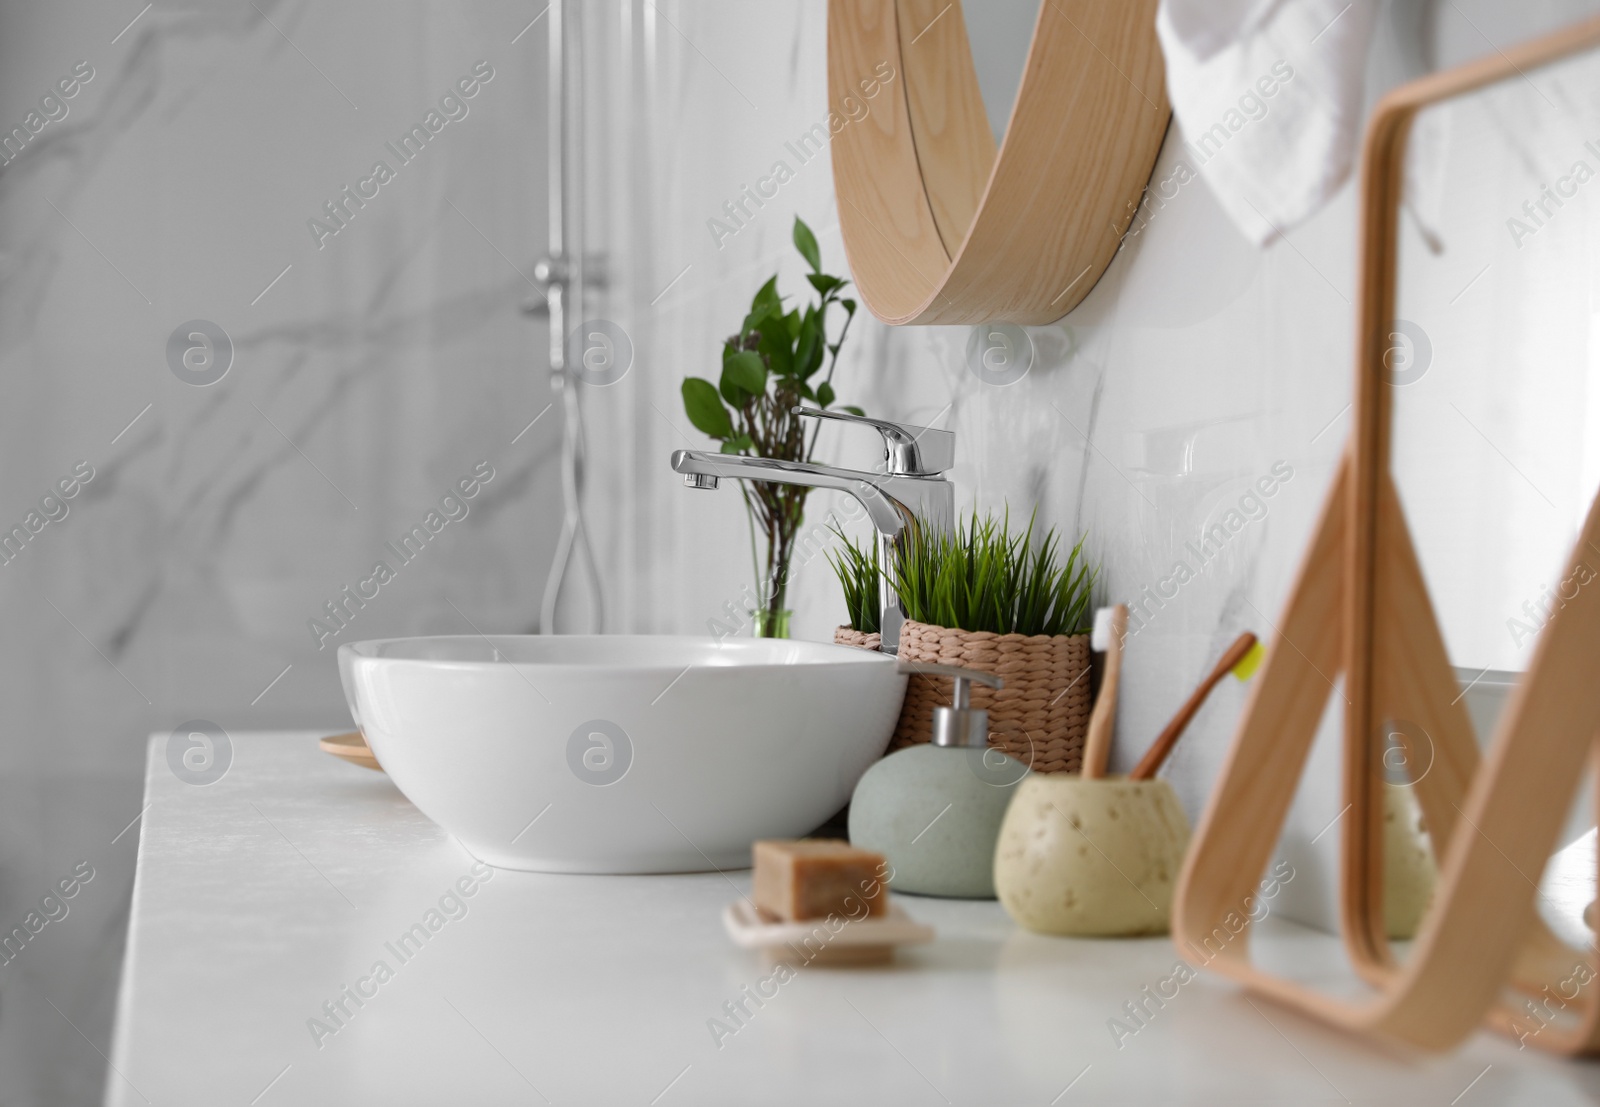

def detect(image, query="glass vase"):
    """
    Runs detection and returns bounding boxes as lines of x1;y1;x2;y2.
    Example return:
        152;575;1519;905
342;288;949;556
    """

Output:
749;608;792;639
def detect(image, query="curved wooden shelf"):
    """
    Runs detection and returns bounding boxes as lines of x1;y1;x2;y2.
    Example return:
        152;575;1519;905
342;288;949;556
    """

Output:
828;0;1170;326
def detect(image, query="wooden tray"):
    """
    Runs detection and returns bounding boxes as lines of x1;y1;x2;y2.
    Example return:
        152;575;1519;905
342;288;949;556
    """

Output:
319;731;382;772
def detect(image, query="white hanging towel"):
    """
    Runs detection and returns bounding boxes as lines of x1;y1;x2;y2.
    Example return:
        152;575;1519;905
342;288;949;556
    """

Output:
1156;0;1380;245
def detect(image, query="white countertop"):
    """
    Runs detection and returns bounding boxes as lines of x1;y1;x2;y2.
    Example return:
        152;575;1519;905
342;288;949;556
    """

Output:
108;732;1600;1106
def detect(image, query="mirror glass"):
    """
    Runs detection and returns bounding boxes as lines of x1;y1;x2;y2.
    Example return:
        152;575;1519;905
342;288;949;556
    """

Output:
1390;43;1600;953
959;0;1038;143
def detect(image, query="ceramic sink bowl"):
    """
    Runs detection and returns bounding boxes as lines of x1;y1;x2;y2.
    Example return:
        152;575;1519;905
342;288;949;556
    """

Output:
339;635;906;873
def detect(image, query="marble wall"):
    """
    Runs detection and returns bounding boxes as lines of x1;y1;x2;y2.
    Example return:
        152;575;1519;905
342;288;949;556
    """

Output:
0;3;563;1101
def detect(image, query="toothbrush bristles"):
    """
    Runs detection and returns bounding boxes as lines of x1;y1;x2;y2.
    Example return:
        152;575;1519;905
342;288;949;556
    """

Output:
1091;607;1114;652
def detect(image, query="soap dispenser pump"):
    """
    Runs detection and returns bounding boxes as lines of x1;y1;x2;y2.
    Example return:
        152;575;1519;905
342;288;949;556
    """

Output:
848;662;1027;898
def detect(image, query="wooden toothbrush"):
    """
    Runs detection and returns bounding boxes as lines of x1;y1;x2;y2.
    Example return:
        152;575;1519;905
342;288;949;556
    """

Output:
1129;632;1261;780
1080;604;1128;778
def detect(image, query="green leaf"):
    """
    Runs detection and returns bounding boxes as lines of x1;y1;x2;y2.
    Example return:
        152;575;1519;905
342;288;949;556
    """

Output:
720;349;766;402
841;298;857;315
805;336;826;378
739;305;772;343
817;381;835;408
807;273;842;296
757;324;794;379
793;217;822;273
682;378;734;439
751;275;781;316
841;405;866;417
795;311;823;379
720;434;754;454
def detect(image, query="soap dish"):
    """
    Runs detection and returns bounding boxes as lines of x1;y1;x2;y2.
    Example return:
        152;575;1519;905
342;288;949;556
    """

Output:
722;899;934;966
319;730;382;772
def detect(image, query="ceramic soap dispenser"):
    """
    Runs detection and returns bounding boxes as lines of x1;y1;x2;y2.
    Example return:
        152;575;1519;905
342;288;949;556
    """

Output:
849;662;1026;898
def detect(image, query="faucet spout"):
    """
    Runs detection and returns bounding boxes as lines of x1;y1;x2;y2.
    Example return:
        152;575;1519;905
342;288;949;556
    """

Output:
671;450;911;537
670;431;955;655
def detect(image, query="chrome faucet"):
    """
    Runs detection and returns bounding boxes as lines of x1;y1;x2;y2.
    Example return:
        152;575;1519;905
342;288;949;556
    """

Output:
671;408;955;654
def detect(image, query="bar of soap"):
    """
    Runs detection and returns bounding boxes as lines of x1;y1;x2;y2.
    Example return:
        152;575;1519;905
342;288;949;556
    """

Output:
752;839;888;921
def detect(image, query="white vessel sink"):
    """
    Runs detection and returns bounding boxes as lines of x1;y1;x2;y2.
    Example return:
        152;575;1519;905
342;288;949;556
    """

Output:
339;635;905;873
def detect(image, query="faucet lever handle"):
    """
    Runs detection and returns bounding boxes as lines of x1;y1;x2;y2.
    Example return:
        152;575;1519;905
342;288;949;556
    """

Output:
794;407;955;476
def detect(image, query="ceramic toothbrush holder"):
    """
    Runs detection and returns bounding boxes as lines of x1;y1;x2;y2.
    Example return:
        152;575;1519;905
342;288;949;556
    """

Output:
1383;781;1436;939
994;774;1190;937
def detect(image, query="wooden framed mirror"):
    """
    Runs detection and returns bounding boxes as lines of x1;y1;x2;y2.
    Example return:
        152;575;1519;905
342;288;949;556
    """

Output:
827;0;1170;326
1173;12;1600;1056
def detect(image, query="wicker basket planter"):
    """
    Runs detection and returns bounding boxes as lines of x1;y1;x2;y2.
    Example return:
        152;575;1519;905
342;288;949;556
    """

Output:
833;626;882;651
888;619;1092;774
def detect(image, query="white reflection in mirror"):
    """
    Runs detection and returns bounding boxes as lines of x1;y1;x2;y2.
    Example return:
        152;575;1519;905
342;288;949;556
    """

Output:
1394;46;1600;682
1390;48;1600;907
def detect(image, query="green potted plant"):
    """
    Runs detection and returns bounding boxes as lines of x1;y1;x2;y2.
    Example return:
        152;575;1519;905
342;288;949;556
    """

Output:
835;509;1098;774
680;217;863;638
825;525;881;650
